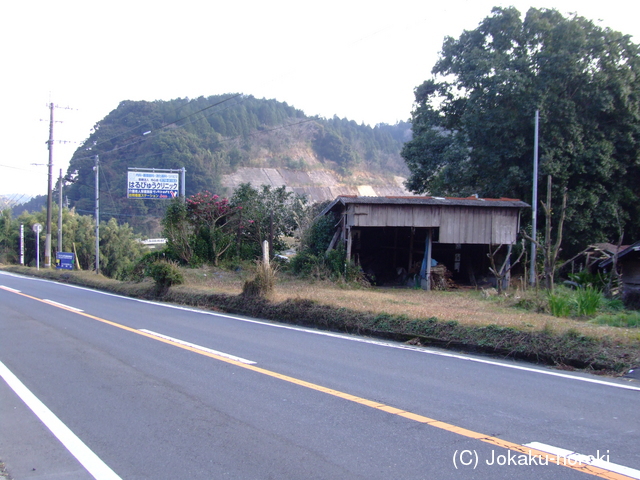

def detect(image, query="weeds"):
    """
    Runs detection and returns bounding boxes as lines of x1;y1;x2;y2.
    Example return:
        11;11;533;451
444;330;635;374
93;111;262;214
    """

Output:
591;311;640;328
575;286;602;317
548;291;572;317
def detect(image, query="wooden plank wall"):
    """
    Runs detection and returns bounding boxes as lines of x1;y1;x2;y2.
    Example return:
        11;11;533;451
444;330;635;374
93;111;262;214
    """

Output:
491;208;519;244
623;258;640;288
350;205;441;228
345;204;519;244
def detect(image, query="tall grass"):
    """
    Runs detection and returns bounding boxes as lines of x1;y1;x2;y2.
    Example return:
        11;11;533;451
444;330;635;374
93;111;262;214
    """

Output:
575;286;602;317
548;292;572;317
546;286;603;318
242;260;277;300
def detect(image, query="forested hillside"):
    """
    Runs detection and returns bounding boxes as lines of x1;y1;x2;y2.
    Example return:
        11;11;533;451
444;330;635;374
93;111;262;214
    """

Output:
62;94;410;235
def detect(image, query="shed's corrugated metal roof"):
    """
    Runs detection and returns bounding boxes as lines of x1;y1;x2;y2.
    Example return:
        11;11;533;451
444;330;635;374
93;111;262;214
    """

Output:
599;240;640;267
321;195;529;216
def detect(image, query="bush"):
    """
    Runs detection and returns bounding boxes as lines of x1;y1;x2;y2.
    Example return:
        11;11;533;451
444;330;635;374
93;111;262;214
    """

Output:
567;271;607;290
291;251;324;277
148;260;184;295
242;260;277;299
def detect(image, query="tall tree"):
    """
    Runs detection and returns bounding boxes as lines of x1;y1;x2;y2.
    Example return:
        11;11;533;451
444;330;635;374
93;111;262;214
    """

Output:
402;7;640;253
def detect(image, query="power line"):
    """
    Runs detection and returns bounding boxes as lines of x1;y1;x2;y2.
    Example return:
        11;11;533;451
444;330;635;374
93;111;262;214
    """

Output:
81;93;242;155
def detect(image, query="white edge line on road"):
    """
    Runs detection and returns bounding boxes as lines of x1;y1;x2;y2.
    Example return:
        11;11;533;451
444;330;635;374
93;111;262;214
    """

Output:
524;442;640;479
0;285;21;293
0;360;122;480
2;271;639;392
139;329;256;365
43;299;84;312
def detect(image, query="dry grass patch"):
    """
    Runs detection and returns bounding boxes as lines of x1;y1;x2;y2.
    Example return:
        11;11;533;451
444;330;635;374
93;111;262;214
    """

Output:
175;267;640;344
268;281;637;344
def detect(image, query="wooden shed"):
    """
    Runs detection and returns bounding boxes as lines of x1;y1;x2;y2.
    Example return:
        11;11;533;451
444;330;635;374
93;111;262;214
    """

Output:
600;241;640;308
321;195;529;289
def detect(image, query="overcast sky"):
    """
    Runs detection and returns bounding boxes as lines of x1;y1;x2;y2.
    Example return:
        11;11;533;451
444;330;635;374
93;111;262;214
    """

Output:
1;0;639;198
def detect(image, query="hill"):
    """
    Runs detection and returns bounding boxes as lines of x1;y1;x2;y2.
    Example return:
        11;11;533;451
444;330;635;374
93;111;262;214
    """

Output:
63;94;412;235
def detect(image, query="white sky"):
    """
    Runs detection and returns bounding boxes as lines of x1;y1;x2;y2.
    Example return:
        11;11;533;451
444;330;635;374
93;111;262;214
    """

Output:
1;0;639;198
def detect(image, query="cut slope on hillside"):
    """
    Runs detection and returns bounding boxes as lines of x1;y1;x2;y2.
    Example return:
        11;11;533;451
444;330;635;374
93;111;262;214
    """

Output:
222;167;412;202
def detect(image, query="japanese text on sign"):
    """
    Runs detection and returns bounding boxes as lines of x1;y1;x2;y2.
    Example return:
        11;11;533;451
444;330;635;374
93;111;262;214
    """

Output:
127;172;179;199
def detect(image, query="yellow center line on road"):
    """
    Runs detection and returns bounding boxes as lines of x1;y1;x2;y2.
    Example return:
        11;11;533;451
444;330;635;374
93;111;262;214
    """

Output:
2;285;633;480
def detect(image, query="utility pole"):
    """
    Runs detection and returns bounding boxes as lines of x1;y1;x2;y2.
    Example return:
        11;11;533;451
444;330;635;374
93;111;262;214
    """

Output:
45;103;54;268
529;110;539;287
58;169;63;253
94;155;100;274
42;101;76;267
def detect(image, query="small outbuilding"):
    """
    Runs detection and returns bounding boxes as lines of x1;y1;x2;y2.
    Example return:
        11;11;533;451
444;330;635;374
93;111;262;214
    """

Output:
320;195;529;289
600;241;640;308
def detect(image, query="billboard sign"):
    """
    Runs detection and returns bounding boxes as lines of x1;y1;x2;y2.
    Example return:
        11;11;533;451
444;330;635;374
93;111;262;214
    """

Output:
127;171;179;199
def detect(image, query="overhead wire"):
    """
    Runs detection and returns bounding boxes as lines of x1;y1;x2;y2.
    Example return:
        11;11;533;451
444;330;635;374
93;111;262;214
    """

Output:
83;93;242;154
69;94;248;163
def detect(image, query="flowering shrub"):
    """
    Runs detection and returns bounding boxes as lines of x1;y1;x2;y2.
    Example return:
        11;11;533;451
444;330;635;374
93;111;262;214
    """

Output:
185;192;240;265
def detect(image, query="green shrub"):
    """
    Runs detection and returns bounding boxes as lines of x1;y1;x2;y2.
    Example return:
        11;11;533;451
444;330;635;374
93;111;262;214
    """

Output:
291;251;324;277
148;260;184;295
124;251;169;281
567;271;607;290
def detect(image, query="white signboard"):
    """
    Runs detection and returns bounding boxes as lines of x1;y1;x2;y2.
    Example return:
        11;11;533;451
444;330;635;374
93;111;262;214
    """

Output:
127;172;179;199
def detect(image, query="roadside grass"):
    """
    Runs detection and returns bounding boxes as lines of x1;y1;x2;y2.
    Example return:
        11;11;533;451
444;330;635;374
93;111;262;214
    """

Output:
591;311;640;328
2;264;639;373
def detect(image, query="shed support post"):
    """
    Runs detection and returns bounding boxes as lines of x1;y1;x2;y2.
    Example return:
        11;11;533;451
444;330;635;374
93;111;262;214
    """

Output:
419;229;432;290
408;227;414;272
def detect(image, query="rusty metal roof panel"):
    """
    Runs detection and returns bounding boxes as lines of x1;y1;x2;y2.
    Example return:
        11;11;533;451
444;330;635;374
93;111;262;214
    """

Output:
321;195;529;215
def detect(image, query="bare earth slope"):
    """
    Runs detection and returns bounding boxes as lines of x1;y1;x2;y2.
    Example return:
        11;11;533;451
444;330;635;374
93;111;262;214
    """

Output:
221;167;413;202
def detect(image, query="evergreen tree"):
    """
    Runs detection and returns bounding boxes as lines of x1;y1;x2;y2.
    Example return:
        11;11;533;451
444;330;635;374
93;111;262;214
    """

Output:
402;7;640;252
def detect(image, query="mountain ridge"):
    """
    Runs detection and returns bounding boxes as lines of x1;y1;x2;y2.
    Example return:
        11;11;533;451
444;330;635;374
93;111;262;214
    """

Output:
22;94;412;235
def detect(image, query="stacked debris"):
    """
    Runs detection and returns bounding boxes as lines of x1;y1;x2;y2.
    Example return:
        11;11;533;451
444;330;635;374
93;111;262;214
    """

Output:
430;264;455;290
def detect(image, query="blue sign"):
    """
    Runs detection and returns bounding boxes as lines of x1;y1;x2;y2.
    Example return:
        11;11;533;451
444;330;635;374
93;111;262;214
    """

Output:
56;252;75;270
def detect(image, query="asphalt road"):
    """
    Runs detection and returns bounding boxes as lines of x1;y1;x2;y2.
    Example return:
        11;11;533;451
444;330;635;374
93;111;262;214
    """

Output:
1;270;639;479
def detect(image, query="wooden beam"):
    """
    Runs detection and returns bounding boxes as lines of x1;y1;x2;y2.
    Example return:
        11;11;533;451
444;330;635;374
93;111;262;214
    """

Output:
325;229;341;255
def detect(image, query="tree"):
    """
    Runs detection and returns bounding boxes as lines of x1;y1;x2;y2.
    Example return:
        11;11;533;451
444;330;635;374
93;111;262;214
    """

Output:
186;191;238;266
98;218;145;279
402;7;640;254
162;199;194;264
230;184;307;258
0;209;17;263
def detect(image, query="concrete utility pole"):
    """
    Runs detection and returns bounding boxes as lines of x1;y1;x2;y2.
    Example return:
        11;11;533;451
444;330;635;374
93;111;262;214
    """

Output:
530;110;539;287
45;103;54;268
58;169;63;253
94;155;100;274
